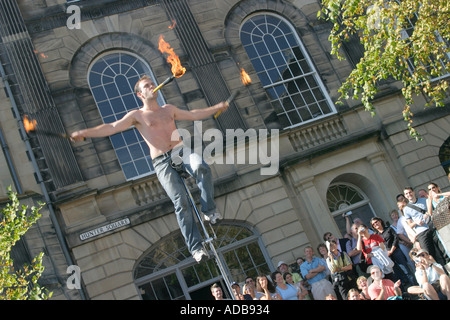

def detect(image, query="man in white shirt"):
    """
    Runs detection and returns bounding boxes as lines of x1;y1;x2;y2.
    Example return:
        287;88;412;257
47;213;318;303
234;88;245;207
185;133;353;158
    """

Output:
403;187;446;266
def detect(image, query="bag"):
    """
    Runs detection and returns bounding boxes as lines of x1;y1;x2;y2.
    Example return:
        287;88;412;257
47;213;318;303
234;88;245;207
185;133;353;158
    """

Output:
432;197;450;230
371;246;394;274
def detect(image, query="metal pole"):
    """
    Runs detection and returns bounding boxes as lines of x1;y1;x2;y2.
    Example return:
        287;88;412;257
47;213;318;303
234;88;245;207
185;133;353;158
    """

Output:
180;177;235;299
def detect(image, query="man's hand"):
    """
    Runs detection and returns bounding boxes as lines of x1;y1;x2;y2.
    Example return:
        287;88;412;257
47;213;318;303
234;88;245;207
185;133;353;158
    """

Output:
217;101;230;113
70;130;86;142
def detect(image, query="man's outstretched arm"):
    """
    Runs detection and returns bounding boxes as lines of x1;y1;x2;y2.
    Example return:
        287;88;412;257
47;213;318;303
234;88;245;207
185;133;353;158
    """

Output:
173;101;228;121
71;111;137;141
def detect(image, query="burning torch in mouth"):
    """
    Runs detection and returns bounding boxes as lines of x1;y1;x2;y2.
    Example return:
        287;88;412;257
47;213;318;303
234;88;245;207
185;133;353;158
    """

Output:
153;35;186;93
214;67;252;119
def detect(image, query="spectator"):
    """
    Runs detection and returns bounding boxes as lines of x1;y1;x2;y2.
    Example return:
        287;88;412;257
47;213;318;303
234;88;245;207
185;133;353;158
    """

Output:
243;276;263;300
367;265;402;300
371;217;416;287
407;248;450;300
323;231;349;253
295;256;312;299
326;239;355;300
255;275;281;300
277;261;302;283
347;288;361;300
317;243;332;280
346;223;367;277
272;271;299;300
295;257;305;275
300;246;334;300
389;209;415;272
403;186;447;266
210;283;229;300
396;197;418;245
418;189;428;199
426;182;450;264
284;272;309;300
356;224;396;281
231;281;252;300
325;293;337;300
343;211;373;236
426;182;445;216
356;276;370;300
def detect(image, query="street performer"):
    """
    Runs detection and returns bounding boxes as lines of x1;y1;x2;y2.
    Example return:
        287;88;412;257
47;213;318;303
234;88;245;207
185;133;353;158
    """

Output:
71;75;228;263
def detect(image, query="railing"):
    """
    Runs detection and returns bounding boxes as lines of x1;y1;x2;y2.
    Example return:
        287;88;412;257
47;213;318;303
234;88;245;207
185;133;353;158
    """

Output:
288;116;347;152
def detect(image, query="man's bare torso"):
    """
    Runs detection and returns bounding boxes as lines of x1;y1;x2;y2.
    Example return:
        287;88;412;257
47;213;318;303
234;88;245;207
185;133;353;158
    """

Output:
132;104;182;159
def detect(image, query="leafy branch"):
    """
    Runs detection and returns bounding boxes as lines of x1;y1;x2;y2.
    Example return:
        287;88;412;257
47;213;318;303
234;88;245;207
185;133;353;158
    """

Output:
319;0;449;140
0;187;52;300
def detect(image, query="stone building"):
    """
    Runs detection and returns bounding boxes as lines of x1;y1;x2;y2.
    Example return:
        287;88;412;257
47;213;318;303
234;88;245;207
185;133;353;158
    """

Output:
0;0;448;300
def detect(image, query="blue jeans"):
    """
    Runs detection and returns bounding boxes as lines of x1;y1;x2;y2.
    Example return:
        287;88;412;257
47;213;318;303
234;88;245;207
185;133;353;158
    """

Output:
391;248;417;286
152;147;216;254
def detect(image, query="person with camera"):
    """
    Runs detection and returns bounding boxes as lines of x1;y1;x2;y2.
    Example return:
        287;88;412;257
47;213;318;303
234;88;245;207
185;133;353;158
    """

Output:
356;224;396;281
407;248;450;300
326;239;355;300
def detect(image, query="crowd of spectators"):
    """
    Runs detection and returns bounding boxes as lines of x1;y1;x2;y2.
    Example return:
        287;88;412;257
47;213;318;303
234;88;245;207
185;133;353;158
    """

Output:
211;182;450;300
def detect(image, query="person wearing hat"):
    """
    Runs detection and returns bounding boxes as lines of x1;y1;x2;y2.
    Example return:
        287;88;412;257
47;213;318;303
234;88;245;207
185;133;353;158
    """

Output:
367;265;402;300
407;248;450;300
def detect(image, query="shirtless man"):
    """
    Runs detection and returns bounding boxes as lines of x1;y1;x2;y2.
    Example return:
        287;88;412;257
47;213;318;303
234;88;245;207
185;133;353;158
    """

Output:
71;75;229;262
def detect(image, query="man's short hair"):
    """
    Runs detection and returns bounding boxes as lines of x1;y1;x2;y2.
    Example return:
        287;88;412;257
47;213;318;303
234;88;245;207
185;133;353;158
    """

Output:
403;186;414;192
210;283;220;292
134;75;151;94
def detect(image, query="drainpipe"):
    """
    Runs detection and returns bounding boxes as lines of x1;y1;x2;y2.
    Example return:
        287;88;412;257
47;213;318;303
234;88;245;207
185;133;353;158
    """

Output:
0;124;23;194
0;63;87;300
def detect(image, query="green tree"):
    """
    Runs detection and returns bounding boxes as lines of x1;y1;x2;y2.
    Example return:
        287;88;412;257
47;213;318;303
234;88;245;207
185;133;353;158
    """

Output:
0;187;52;300
320;0;449;140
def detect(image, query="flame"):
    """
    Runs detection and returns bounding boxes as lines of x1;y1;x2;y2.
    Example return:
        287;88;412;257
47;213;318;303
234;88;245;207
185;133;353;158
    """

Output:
158;35;186;78
168;19;176;29
33;49;48;59
240;68;251;85
23;115;37;133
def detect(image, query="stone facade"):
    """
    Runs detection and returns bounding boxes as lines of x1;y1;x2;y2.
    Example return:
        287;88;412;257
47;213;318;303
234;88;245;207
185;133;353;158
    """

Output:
0;0;448;300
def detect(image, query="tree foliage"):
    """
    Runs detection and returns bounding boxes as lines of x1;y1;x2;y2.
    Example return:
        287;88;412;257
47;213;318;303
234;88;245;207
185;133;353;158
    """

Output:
0;187;52;300
320;0;449;140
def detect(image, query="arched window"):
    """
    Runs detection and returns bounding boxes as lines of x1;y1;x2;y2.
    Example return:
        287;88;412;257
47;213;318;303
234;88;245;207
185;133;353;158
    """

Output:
240;13;336;129
88;51;165;180
327;183;376;235
134;223;271;300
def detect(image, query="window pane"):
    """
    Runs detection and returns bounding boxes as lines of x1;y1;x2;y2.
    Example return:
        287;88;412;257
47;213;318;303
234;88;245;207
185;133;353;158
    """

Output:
241;13;335;128
88;52;160;180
